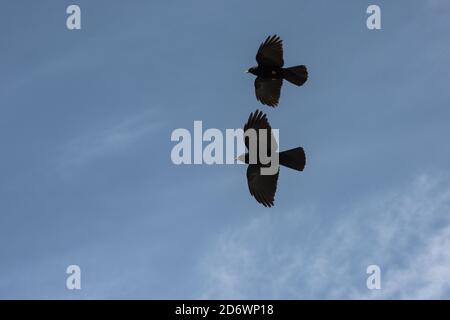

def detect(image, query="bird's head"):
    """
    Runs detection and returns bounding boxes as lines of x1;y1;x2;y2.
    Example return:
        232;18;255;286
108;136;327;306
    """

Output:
246;67;257;75
236;153;248;164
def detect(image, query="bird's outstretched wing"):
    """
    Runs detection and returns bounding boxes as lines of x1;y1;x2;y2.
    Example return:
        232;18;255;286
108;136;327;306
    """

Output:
254;77;282;107
243;110;277;153
256;35;284;68
246;164;279;207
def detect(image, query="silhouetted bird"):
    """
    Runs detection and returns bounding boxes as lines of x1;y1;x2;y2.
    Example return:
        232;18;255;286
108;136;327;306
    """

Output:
237;110;306;207
246;35;308;107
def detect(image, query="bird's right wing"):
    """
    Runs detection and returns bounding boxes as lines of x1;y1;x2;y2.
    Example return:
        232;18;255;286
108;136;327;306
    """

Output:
254;77;282;107
256;35;284;68
243;109;277;152
246;164;279;207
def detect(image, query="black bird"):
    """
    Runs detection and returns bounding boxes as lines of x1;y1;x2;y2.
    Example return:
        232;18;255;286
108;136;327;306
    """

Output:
237;110;306;207
246;35;308;107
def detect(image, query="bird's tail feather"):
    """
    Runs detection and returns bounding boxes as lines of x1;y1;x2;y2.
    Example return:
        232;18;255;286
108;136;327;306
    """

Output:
279;147;306;171
282;65;308;86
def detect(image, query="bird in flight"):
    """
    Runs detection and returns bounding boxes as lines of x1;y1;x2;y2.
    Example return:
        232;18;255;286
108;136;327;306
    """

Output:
237;110;306;207
246;35;308;107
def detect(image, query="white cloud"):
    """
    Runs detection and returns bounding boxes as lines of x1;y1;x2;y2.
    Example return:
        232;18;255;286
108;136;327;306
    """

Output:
370;225;450;299
198;174;450;299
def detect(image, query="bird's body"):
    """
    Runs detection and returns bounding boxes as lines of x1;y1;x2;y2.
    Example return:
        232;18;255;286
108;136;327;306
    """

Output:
247;35;308;107
238;110;306;207
248;66;283;78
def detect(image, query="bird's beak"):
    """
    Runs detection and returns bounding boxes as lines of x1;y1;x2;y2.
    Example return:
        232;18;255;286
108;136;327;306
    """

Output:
245;69;249;73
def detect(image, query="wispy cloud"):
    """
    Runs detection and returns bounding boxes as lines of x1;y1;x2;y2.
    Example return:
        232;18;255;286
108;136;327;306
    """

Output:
198;174;450;299
58;110;162;168
368;225;450;299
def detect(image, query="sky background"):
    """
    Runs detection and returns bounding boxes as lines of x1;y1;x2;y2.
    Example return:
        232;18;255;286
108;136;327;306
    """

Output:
1;0;450;299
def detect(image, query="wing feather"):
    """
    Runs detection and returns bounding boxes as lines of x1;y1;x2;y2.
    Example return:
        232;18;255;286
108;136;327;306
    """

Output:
256;35;284;68
247;164;279;207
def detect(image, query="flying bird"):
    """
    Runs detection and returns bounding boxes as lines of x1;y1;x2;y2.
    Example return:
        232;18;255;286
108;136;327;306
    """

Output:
246;35;308;107
237;110;306;207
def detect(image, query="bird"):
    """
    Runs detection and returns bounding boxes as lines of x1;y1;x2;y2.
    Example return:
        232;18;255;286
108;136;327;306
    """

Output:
246;35;308;107
237;110;306;207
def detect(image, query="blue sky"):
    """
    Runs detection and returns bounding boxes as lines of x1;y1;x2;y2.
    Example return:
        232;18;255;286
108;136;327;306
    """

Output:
1;0;450;299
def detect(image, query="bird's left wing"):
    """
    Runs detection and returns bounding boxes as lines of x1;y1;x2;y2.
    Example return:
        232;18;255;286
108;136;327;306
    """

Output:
246;164;279;207
254;77;282;107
